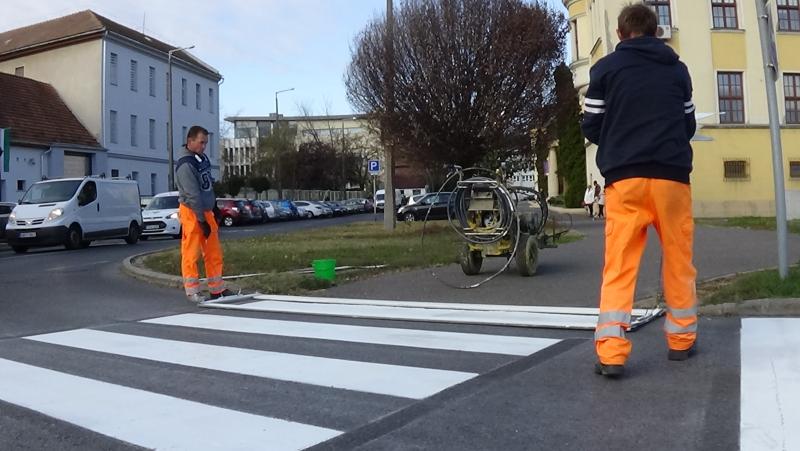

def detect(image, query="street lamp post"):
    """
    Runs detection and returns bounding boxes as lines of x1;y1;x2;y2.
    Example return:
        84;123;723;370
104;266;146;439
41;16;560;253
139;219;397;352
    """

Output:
167;44;195;191
274;88;294;198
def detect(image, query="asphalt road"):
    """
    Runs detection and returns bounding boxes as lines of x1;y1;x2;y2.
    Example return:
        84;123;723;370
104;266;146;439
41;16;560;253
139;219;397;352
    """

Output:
0;213;797;450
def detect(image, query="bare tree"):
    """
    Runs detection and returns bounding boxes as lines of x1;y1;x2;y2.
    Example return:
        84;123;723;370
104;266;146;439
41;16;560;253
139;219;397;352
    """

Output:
346;0;566;171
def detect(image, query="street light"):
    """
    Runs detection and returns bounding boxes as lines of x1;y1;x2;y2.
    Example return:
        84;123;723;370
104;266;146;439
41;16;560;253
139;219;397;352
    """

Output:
274;88;294;197
167;44;195;191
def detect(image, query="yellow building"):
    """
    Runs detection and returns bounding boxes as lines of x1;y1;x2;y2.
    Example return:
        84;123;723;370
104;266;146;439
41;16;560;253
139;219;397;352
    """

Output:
561;0;800;218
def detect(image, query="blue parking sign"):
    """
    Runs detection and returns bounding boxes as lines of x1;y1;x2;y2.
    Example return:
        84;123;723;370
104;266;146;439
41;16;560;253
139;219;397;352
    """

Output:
368;160;381;174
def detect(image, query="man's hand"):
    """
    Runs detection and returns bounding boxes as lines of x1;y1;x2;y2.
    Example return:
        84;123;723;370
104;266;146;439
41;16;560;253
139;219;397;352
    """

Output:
198;220;211;238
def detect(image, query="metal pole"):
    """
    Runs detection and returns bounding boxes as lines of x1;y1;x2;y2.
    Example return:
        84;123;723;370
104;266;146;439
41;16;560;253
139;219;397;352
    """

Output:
167;52;174;191
166;45;194;191
274;88;294;200
383;0;396;230
755;0;789;279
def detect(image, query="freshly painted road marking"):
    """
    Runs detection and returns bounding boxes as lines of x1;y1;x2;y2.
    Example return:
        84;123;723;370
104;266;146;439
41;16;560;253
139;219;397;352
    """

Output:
740;318;800;451
26;329;476;399
144;313;561;356
0;358;340;450
201;300;602;329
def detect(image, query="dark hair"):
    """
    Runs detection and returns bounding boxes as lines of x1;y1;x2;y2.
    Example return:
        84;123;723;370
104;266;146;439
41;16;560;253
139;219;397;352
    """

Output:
187;125;209;141
618;4;658;39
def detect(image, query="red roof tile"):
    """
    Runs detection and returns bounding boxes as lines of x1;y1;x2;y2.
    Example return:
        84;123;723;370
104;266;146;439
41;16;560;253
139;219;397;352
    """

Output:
0;72;100;148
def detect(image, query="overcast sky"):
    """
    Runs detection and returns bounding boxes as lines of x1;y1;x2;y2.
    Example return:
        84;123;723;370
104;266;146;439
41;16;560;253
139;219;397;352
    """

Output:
1;0;568;123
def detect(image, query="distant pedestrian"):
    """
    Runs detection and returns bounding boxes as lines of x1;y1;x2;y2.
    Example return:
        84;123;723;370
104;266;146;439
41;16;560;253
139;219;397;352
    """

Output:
582;4;698;378
597;186;605;219
583;185;595;218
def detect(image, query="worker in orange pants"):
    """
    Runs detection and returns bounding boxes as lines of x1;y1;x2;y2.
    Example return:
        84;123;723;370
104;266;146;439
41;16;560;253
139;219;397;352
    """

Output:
175;125;233;302
594;178;697;371
581;5;698;377
179;204;225;299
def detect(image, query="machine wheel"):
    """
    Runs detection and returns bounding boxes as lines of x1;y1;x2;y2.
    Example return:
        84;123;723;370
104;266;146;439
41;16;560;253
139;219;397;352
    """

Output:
222;216;234;227
64;225;83;250
460;245;483;275
124;222;140;244
11;245;28;253
516;233;539;276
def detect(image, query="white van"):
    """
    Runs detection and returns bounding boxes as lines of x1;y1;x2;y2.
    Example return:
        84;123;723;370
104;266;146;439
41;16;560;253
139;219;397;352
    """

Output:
6;177;143;253
141;191;181;240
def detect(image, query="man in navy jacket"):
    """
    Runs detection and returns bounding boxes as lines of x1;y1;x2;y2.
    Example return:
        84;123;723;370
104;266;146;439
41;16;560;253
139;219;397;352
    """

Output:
582;4;698;378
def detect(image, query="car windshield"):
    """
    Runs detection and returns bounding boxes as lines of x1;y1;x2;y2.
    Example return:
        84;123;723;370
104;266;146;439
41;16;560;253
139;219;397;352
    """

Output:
145;196;179;210
19;180;82;204
376;194;384;201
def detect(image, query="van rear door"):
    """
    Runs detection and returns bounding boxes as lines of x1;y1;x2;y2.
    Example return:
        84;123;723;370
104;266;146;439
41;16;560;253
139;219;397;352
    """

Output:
76;180;100;234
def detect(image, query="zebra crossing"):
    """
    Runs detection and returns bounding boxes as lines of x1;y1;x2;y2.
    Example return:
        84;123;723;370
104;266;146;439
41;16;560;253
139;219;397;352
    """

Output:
0;308;564;450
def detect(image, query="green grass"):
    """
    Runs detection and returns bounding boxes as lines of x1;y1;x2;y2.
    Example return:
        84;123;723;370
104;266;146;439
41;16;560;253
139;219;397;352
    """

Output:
140;221;583;294
701;266;800;305
695;217;800;234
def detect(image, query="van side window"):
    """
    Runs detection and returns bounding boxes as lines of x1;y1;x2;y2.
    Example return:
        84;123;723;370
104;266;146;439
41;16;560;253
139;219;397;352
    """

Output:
78;182;97;206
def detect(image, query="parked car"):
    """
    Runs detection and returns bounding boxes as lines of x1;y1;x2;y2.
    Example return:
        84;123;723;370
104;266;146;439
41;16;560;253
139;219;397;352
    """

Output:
323;201;347;216
309;201;333;217
216;198;252;227
141;191;181;240
396;192;453;222
293;201;326;218
245;199;264;223
407;194;427;207
256;200;276;221
273;204;292;220
375;190;386;211
275;200;301;219
6;177;143;253
0;202;17;240
139;195;154;210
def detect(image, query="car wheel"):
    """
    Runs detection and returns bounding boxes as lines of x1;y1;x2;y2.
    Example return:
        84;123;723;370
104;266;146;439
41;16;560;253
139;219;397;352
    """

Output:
124;222;140;244
403;212;416;222
140;235;149;241
172;228;182;239
64;225;83;250
223;216;234;227
11;245;28;254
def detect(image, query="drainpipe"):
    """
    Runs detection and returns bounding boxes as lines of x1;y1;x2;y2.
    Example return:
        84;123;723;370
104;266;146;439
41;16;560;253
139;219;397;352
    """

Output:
41;148;52;180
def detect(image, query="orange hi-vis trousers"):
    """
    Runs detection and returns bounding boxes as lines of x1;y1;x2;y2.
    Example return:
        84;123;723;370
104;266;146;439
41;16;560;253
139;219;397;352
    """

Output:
596;178;697;365
179;204;225;296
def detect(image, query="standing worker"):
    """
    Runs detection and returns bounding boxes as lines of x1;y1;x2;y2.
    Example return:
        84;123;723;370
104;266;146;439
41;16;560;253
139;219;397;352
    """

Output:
176;125;233;303
581;4;698;378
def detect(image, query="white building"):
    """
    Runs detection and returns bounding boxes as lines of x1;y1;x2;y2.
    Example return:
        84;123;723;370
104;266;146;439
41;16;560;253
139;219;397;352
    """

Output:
0;10;221;199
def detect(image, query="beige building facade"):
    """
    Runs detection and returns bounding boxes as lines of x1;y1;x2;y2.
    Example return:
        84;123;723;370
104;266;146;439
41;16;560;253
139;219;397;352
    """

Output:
563;0;800;218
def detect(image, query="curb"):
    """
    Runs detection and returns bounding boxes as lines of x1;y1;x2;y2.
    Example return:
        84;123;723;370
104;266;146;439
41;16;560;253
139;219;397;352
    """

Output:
123;250;800;317
122;250;183;289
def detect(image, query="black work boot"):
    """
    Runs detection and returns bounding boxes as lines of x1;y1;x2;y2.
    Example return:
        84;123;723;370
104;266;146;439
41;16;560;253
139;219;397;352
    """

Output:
668;343;697;361
209;289;236;300
594;362;625;378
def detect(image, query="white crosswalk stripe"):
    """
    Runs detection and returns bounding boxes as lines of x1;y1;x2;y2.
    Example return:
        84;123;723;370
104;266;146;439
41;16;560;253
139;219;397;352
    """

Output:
0;311;563;450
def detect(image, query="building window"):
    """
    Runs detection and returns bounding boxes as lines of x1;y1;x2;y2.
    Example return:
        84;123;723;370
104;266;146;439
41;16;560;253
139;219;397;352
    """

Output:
712;0;738;29
196;83;201;110
790;161;800;178
181;78;187;106
149;119;156;149
109;53;117;86
130;115;138;147
16;180;25;191
209;88;215;113
130;60;138;92
111;169;119;178
182;126;188;144
784;73;800;124
149;66;156;97
724;159;749;180
150;173;157;195
131;171;139;181
209;132;215;158
110;110;118;144
777;0;800;31
718;72;745;123
14;66;23;77
571;19;579;59
647;0;672;26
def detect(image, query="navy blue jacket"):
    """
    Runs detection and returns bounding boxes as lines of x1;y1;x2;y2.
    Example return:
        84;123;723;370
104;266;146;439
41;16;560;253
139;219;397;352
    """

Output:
581;36;696;186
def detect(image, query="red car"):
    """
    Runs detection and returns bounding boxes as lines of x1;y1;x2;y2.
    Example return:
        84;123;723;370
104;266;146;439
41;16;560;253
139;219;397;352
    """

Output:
215;198;252;227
